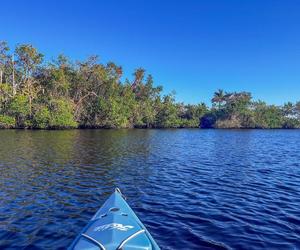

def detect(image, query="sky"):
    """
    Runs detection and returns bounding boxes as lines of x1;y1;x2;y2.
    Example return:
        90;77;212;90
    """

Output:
0;0;300;105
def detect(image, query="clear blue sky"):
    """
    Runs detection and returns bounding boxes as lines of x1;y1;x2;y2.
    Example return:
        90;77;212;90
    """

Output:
1;0;299;105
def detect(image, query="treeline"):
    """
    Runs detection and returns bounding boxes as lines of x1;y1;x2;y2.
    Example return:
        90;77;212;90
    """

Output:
0;41;299;129
203;90;300;129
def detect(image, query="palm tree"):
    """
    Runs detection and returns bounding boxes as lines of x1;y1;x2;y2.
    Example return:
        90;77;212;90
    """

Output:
283;102;294;117
211;89;225;109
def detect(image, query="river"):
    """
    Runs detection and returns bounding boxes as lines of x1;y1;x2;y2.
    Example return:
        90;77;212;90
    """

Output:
0;129;299;249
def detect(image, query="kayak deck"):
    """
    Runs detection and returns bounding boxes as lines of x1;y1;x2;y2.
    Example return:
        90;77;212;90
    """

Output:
69;188;160;250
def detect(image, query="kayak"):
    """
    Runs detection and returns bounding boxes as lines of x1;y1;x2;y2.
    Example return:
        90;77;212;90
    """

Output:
69;188;160;250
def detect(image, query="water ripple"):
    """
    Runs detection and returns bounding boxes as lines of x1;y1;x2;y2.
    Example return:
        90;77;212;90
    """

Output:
0;129;300;249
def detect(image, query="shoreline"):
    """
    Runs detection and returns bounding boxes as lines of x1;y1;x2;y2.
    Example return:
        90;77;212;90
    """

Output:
0;42;299;132
0;127;299;130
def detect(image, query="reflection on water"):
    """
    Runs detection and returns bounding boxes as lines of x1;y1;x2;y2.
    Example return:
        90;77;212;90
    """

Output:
0;129;300;249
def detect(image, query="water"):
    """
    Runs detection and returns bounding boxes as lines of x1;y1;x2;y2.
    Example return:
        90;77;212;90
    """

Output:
0;129;299;249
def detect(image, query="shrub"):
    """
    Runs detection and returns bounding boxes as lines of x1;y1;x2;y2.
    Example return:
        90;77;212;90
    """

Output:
0;115;15;128
9;95;30;127
33;106;51;129
282;118;300;129
49;99;77;128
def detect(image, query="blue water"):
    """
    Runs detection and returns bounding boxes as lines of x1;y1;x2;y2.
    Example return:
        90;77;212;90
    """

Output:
0;129;299;249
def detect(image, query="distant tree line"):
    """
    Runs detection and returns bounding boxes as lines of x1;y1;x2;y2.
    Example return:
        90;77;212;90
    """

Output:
0;41;299;129
203;89;300;128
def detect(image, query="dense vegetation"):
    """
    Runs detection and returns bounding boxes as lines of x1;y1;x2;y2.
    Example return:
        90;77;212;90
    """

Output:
0;41;299;129
202;90;300;129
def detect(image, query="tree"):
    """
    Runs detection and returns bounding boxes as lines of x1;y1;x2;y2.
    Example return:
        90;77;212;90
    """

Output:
156;94;182;128
132;68;145;91
0;41;9;84
211;89;225;109
253;101;283;128
49;99;77;128
9;94;31;127
1;40;299;130
15;44;44;116
180;103;208;127
282;102;295;117
132;74;162;128
295;101;300;119
208;91;253;128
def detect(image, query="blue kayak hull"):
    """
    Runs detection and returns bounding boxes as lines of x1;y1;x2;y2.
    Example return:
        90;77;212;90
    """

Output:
69;189;160;250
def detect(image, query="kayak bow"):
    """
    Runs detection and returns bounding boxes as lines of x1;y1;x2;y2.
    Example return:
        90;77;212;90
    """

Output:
69;188;160;250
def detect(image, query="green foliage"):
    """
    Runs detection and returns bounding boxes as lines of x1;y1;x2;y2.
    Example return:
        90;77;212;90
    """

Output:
0;115;15;128
98;96;130;128
33;106;51;129
200;92;299;129
0;83;13;111
9;95;30;127
15;44;43;74
180;103;208;128
253;103;283;128
282;118;300;129
10;95;30;115
156;95;182;128
211;89;225;109
49;99;77;128
0;41;299;129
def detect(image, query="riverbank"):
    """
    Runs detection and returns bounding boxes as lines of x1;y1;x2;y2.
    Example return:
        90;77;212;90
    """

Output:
0;126;300;130
1;42;300;130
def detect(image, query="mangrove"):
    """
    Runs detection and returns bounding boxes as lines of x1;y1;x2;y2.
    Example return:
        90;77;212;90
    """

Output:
0;41;299;129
